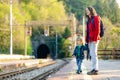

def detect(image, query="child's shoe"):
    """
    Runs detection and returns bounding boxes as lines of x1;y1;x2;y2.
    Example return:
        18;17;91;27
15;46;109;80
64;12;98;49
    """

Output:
76;70;82;74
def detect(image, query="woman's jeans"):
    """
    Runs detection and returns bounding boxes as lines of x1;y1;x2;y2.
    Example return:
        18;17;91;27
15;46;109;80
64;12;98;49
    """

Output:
76;58;83;72
88;40;99;70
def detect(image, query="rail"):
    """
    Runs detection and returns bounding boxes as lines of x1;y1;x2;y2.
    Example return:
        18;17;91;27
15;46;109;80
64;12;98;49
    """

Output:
32;60;68;80
0;61;56;80
0;59;70;80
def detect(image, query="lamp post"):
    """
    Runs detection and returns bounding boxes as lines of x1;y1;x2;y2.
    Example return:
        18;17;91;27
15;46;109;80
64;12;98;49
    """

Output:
55;30;58;59
10;0;13;55
83;16;85;45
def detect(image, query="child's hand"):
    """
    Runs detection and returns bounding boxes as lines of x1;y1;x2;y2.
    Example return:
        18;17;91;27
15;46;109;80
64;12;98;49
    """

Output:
72;55;75;58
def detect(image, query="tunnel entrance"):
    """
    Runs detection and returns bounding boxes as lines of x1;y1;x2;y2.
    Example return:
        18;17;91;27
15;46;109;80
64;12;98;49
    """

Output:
37;44;50;58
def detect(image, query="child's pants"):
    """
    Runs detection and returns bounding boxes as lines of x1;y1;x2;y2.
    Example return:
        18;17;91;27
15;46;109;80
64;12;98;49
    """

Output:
76;58;83;72
88;40;99;70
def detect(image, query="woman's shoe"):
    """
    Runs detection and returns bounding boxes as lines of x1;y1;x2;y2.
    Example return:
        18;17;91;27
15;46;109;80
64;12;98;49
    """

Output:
87;69;98;75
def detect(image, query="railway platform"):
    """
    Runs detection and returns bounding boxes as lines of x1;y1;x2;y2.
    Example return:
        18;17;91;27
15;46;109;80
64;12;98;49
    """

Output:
47;59;120;80
0;55;120;80
0;54;54;72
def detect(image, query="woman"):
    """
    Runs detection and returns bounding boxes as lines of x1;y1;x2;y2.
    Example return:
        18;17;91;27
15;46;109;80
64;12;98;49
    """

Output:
85;6;100;75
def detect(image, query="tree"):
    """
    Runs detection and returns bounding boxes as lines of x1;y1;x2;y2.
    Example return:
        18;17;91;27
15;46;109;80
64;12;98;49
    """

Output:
0;3;10;53
63;27;71;39
0;0;67;55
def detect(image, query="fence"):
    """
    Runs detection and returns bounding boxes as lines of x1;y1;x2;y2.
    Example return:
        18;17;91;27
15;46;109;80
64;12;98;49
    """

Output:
98;49;120;59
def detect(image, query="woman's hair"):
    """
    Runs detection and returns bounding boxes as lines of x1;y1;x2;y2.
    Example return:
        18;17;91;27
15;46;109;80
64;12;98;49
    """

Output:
85;6;97;19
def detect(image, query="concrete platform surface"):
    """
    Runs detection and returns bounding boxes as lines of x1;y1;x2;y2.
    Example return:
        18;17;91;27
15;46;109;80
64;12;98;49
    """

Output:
0;58;53;72
47;59;120;80
0;54;35;61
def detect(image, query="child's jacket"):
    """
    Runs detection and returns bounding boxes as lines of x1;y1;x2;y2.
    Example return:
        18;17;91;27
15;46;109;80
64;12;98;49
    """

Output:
73;44;89;59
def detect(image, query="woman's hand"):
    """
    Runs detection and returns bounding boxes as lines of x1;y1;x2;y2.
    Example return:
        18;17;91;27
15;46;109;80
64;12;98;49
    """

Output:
94;41;97;44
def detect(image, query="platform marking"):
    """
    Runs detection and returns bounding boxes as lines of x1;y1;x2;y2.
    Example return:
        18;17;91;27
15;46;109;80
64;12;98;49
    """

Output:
82;60;93;80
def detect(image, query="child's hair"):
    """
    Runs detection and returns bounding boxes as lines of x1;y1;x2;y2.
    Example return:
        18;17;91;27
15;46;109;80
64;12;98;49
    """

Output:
77;37;85;45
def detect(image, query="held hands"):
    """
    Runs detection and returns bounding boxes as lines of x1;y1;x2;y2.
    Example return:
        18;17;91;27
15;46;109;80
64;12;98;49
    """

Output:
72;55;75;58
94;41;97;44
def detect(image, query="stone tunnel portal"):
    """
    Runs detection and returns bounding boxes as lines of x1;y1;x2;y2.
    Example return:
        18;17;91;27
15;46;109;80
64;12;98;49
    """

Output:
37;44;50;58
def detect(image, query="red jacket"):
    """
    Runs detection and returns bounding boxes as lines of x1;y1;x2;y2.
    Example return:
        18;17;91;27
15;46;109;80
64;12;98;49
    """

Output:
86;16;100;43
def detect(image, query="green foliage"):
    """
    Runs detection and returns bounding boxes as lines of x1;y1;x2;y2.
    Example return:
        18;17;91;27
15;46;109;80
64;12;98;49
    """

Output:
62;39;71;57
111;27;120;48
21;0;31;4
63;0;120;24
63;0;96;20
94;0;120;24
63;0;120;50
112;27;120;35
58;33;72;58
1;0;120;57
0;3;10;53
27;37;33;55
21;0;66;20
58;27;72;58
99;17;120;49
0;0;66;55
63;27;71;39
0;68;3;72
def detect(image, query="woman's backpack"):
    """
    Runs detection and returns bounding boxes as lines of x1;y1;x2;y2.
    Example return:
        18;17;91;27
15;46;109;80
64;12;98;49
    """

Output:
91;17;104;38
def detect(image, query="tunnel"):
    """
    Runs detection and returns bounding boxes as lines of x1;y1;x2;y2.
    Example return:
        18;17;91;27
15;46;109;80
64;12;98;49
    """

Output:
37;44;50;58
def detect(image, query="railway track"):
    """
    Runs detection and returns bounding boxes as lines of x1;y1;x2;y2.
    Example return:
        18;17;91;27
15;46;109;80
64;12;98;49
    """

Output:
0;59;69;80
32;62;67;80
0;66;37;80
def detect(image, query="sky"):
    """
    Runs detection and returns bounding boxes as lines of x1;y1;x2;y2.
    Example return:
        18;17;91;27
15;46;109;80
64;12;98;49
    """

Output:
116;0;120;8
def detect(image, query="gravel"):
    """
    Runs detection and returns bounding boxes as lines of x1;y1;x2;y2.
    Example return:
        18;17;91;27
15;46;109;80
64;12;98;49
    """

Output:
7;59;66;80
